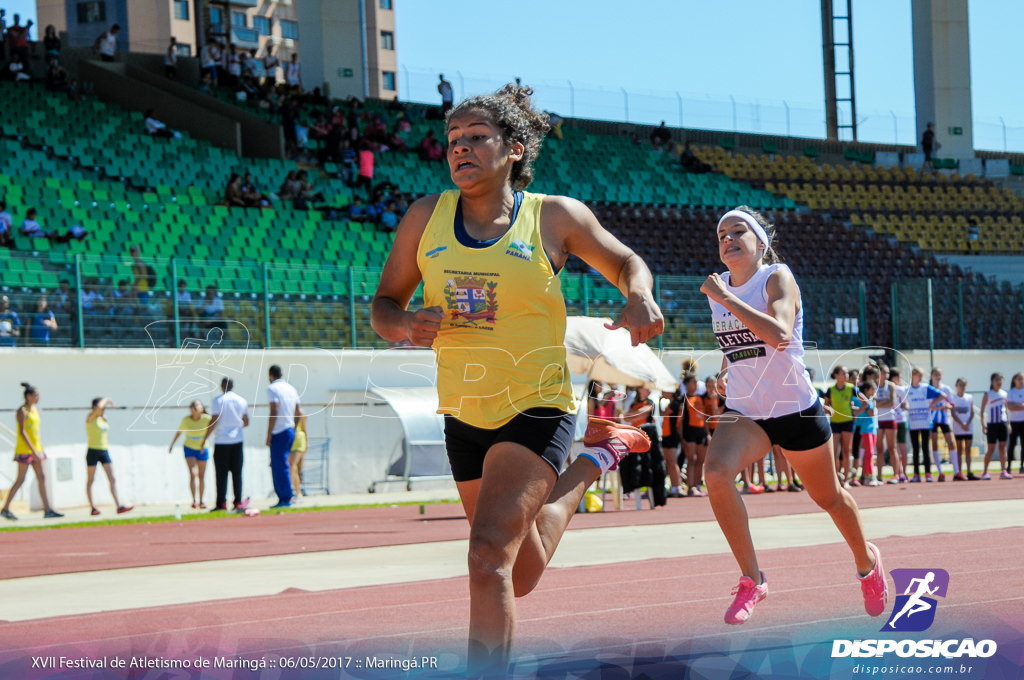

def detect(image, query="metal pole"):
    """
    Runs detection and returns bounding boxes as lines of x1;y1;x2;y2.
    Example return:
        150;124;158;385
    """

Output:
927;278;934;369
349;266;357;347
74;253;84;348
622;88;628;122
730;95;737;132
784;100;791;138
358;0;369;98
401;65;409;101
583;275;591;317
890;280;899;350
891;110;898;144
655;275;663;350
457;71;464;101
858;280;867;347
171;258;180;347
567;79;574;118
958;279;966;349
1001;116;1007;152
263;262;272;349
676;91;683;128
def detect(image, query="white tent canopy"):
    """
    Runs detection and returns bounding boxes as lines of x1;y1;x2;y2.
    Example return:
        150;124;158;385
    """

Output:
563;316;678;393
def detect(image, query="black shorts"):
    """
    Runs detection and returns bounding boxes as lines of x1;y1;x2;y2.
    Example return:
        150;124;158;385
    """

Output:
954;434;973;442
661;434;680;449
681;424;708;446
86;448;111;466
933;422;951;434
830;420;854;434
728;401;832;452
987;422;1008;444
443;408;576;482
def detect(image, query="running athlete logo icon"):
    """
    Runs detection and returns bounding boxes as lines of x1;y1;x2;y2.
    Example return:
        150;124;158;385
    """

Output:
883;568;950;632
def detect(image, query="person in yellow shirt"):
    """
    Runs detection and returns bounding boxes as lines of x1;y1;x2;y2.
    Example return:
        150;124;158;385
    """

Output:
168;400;212;509
371;83;662;675
85;397;133;516
1;382;64;520
289;419;307;501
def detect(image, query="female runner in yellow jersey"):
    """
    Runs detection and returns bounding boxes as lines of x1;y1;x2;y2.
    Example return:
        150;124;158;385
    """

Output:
371;84;661;674
1;382;64;520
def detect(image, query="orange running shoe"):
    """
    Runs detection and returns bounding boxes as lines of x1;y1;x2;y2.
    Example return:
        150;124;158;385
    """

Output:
580;417;651;472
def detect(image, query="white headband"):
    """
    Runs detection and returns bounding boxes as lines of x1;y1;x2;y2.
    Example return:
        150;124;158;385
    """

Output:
718;210;769;250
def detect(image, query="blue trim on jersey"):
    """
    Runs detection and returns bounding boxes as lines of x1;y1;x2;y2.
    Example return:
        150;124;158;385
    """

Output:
454;191;560;273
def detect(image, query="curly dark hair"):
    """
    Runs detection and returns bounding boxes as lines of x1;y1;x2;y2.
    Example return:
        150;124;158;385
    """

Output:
446;83;550;191
733;205;781;264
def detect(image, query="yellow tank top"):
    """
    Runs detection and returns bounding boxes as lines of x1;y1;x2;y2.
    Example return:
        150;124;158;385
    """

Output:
87;416;109;450
291;428;307;453
15;405;41;455
179;413;212;450
416;190;576;428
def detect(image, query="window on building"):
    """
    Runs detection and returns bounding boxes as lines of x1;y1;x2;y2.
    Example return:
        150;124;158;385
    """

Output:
176;43;192;57
76;1;106;24
381;31;394;50
380;0;393;9
209;7;222;32
173;0;189;21
231;12;247;27
281;20;298;40
382;71;396;91
253;16;271;36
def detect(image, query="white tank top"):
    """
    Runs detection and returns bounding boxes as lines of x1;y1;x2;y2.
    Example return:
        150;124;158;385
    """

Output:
949;393;973;436
708;263;818;419
1007;387;1024;423
100;32;117;57
986;389;1007;424
876;381;897;422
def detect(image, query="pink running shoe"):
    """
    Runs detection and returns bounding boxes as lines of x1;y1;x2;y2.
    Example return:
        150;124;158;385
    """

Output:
580;417;650;472
725;571;768;624
858;542;888;617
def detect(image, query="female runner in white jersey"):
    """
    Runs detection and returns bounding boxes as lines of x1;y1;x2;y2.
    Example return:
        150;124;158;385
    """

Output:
1006;372;1024;474
700;207;887;624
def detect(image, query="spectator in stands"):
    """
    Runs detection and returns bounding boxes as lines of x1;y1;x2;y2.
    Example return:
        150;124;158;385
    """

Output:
437;73;453;113
285;53;302;92
176;278;192;312
0;199;12;247
43;24;61;63
111;280;136;316
145;109;183;139
921;122;937;167
54;280;76;318
49;223;87;243
339;138;358;184
680;141;712;174
93;24;120;62
67;78;87;101
26;296;57;345
348;196;367;222
966;217;980;254
224;173;246;207
293;170;323;211
164;36;178;79
200;39;220;87
0;295;21;347
5;56;30;82
417;129;443;162
225;43;241;88
262;45;279;85
379;201;400;232
198;71;213;96
354;141;375;196
278;171;299;201
20;208;47;238
130;244;155;302
6;14;32;66
651;121;671;151
45;58;69;92
241;172;270;208
199;285;225;332
80;280;104;315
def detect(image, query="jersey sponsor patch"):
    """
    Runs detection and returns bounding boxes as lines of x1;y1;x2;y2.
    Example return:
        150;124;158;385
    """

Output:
715;328;761;349
725;346;767;363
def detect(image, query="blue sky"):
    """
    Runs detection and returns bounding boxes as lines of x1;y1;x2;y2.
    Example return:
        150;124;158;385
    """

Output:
7;0;1022;150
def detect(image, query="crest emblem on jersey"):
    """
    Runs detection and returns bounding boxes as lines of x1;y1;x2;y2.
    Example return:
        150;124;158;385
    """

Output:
505;238;534;261
444;276;498;324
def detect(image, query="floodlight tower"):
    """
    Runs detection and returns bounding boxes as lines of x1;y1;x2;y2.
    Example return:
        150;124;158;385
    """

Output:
821;0;857;141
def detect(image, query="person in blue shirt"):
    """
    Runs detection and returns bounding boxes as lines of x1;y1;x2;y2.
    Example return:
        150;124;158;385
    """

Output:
0;295;21;347
27;296;58;345
852;381;880;485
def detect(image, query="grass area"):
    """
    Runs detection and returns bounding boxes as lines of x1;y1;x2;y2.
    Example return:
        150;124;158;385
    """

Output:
0;498;460;533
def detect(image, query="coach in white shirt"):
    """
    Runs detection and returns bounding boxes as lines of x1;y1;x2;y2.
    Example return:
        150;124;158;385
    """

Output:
203;376;249;511
266;364;303;507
